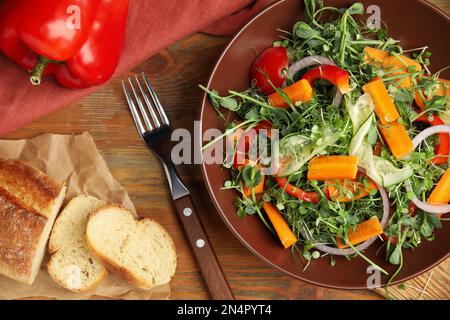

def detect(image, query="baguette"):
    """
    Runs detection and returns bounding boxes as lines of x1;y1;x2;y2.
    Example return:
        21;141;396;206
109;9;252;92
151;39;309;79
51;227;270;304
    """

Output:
86;205;177;289
0;158;66;284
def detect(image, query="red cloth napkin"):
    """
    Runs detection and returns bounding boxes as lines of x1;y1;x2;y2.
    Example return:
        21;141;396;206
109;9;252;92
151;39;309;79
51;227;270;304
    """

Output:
0;0;271;137
202;0;273;36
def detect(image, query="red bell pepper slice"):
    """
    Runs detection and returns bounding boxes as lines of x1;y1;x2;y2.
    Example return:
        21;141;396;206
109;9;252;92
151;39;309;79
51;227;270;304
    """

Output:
233;128;256;169
381;233;398;245
0;0;129;88
253;120;273;130
275;177;320;204
253;120;273;138
232;121;273;169
414;114;449;165
302;64;351;94
414;78;450;109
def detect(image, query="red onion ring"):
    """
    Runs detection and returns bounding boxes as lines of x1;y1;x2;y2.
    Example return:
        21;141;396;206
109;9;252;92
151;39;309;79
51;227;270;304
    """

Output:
284;55;343;106
286;55;337;79
299;169;390;256
406;125;450;215
405;181;449;215
331;90;343;107
412;124;450;149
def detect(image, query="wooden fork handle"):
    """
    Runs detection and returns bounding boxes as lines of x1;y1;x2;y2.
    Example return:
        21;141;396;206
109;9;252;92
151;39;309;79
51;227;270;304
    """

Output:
173;195;234;300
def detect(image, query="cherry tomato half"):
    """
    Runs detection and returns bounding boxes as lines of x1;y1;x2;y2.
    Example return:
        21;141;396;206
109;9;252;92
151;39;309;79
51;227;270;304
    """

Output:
250;46;288;95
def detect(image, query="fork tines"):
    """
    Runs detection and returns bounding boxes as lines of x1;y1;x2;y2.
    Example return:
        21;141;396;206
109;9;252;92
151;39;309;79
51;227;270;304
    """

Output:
122;72;170;135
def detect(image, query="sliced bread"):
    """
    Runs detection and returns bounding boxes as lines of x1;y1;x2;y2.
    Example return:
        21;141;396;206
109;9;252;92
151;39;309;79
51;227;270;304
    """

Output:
86;205;177;289
0;158;66;284
48;195;108;292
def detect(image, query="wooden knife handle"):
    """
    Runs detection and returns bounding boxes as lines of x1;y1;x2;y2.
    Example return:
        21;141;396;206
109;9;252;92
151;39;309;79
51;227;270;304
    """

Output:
173;195;234;300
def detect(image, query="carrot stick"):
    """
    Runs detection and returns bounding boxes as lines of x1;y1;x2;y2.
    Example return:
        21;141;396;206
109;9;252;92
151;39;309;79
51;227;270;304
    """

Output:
428;169;450;204
378;121;414;160
384;55;422;73
363;77;400;124
307;156;359;181
364;47;422;89
389;70;412;88
337;216;383;249
363;47;389;65
268;79;313;108
414;78;450;109
243;175;265;197
327;174;378;203
364;47;422;72
263;202;297;249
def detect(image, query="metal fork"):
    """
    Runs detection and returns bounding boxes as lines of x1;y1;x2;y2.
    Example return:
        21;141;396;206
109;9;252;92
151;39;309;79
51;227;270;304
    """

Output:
122;72;234;300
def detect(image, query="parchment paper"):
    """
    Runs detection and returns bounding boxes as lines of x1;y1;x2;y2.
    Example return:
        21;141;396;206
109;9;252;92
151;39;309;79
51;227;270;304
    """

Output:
0;132;171;300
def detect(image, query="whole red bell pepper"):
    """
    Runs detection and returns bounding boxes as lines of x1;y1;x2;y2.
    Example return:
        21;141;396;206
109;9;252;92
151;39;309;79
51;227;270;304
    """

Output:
0;0;129;88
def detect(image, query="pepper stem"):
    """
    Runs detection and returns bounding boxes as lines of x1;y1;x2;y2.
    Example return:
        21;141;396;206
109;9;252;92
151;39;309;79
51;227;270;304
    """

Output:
30;56;50;86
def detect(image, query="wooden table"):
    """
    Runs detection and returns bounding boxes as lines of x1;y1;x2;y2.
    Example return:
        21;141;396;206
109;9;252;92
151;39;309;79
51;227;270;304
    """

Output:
6;0;449;300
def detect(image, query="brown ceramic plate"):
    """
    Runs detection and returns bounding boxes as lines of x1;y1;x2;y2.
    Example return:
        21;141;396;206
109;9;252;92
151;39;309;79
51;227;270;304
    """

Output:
200;0;450;289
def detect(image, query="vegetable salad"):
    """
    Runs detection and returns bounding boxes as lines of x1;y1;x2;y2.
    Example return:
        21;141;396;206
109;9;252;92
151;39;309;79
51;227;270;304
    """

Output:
201;0;450;289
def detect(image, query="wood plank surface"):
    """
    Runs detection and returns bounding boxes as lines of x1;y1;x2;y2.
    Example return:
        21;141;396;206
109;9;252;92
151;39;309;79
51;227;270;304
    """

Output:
376;259;450;300
4;0;449;300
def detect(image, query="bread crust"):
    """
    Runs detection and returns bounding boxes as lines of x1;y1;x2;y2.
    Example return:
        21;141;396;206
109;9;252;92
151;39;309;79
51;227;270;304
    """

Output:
0;186;47;284
86;205;177;290
0;158;65;284
0;158;63;218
